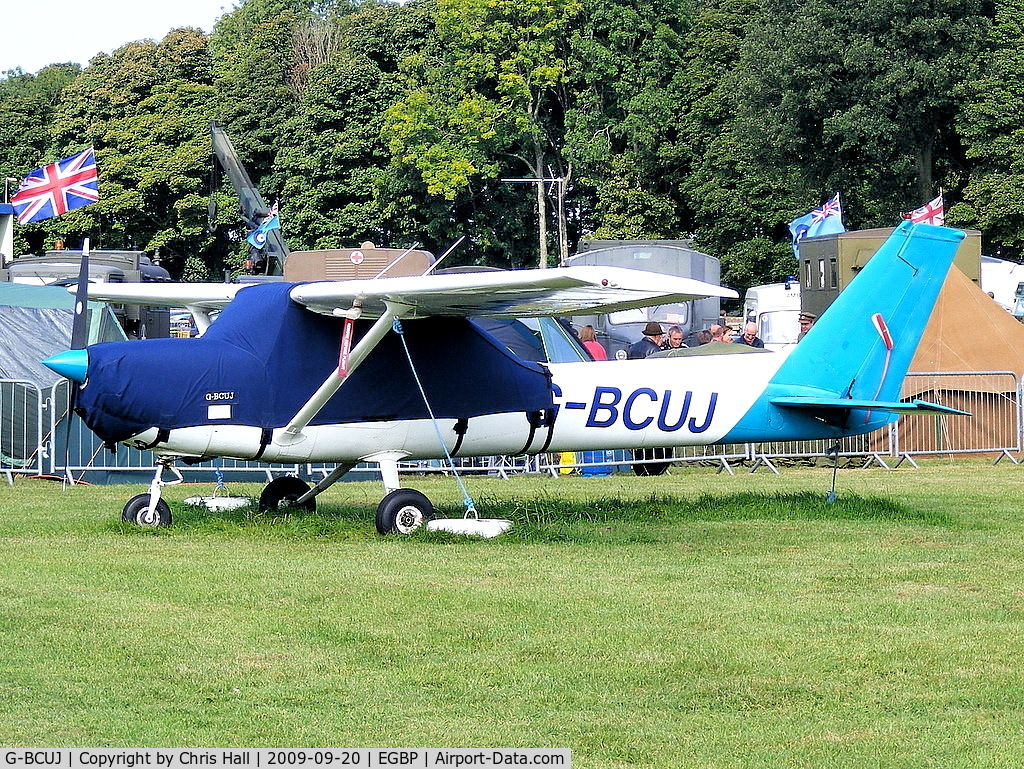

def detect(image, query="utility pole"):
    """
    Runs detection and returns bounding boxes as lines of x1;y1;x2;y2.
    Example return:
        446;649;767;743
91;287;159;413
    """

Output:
501;174;569;268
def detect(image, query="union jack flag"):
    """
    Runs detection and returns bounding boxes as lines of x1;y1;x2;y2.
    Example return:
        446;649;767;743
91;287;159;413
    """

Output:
902;194;944;226
11;147;99;224
789;192;845;257
810;193;842;224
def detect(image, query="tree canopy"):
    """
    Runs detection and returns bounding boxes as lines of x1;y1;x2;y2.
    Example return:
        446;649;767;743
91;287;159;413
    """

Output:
1;0;1016;292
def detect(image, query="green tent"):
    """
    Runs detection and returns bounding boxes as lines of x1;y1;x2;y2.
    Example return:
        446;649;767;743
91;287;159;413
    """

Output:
0;283;125;467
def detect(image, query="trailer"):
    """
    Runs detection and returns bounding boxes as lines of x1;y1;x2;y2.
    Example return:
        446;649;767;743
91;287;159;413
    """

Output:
566;239;724;358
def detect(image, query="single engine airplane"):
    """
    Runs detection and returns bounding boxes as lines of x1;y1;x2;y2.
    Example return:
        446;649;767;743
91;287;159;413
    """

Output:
44;221;967;534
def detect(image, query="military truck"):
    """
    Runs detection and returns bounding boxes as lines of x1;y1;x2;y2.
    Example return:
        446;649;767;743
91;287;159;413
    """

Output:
1;249;172;338
796;227;982;320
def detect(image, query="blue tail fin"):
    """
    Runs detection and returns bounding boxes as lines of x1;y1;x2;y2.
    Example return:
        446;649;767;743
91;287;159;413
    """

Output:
718;221;965;442
772;221;963;400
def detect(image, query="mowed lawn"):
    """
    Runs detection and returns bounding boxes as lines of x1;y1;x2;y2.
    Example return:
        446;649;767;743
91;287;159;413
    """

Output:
2;457;1024;766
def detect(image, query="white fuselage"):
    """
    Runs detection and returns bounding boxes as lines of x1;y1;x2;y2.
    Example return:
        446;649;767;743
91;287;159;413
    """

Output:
126;352;793;463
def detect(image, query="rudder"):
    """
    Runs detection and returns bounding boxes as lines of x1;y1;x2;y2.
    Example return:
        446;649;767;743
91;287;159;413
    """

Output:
771;221;965;402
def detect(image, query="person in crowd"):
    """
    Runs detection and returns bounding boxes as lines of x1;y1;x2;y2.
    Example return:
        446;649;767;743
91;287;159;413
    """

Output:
709;324;725;342
798;311;817;341
722;325;735;342
662;325;687;350
696;329;713;345
628;321;665;358
737;322;764;348
578;324;607;360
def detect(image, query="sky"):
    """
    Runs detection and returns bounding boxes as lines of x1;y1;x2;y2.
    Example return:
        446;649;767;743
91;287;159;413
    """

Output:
3;0;231;75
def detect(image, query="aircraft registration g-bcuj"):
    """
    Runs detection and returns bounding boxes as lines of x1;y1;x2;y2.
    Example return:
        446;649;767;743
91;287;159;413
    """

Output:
44;221;967;535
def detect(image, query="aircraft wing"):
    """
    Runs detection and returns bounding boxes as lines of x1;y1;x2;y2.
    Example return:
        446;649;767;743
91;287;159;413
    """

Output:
81;282;246;310
772;396;971;416
289;265;738;319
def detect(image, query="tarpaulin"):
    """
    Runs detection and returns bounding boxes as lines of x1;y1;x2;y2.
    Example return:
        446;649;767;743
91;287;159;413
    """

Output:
77;282;554;443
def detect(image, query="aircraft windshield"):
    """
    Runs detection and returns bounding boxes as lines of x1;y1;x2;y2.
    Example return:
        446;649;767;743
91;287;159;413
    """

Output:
517;317;590;362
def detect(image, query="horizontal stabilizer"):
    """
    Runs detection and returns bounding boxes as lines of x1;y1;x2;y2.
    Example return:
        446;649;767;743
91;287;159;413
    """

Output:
771;396;971;416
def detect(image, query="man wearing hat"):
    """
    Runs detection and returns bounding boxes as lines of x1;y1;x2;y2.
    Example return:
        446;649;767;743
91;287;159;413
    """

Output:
628;321;665;359
798;311;817;341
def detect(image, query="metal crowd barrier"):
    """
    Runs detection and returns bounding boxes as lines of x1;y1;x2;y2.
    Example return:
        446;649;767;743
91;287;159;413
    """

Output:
0;379;46;483
2;371;1019;486
683;371;1021;473
890;371;1022;464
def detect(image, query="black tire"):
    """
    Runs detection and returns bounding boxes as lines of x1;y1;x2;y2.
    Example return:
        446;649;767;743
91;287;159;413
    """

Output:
259;476;316;513
375;489;434;535
122;493;172;527
632;448;670;477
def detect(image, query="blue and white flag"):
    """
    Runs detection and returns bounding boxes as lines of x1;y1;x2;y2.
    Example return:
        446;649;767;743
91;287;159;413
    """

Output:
246;202;280;249
789;193;845;258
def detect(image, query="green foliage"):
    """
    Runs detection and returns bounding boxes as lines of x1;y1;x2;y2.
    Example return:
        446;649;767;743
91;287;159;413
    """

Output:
0;65;78;171
674;0;799;269
277;53;402;248
588;157;678;240
718;235;797;291
209;0;306;167
565;0;699;240
385;86;499;200
5;0;1021;290
32;30;223;276
383;0;583;266
958;0;1024;259
0;64;81;256
734;0;992;228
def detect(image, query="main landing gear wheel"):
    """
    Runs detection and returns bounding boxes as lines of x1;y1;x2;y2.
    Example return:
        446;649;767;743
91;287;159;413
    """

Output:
259;476;316;513
376;489;434;535
122;494;172;527
632;448;670;477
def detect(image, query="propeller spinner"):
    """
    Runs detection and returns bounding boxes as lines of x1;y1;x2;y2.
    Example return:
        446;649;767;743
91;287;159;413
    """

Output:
43;348;88;383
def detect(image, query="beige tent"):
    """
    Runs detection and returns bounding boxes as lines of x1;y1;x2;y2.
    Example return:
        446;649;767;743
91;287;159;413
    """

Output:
893;266;1024;454
909;265;1024;378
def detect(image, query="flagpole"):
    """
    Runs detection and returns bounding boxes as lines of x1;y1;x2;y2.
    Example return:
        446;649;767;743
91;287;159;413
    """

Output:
0;182;15;267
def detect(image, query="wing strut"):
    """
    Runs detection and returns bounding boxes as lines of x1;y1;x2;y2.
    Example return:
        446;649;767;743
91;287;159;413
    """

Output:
281;302;406;438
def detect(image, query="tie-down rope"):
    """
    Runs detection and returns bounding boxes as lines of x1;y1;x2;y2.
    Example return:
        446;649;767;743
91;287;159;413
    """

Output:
392;319;479;517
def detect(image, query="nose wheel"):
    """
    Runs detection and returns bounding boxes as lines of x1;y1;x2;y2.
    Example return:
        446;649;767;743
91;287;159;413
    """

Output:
121;457;181;527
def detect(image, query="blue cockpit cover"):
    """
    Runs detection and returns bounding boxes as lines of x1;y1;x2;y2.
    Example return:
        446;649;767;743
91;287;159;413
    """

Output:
76;282;554;443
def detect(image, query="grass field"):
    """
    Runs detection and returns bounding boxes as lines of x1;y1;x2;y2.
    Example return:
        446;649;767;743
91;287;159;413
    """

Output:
2;457;1024;765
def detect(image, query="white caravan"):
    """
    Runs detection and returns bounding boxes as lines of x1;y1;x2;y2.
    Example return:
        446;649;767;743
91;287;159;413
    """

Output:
742;280;801;351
